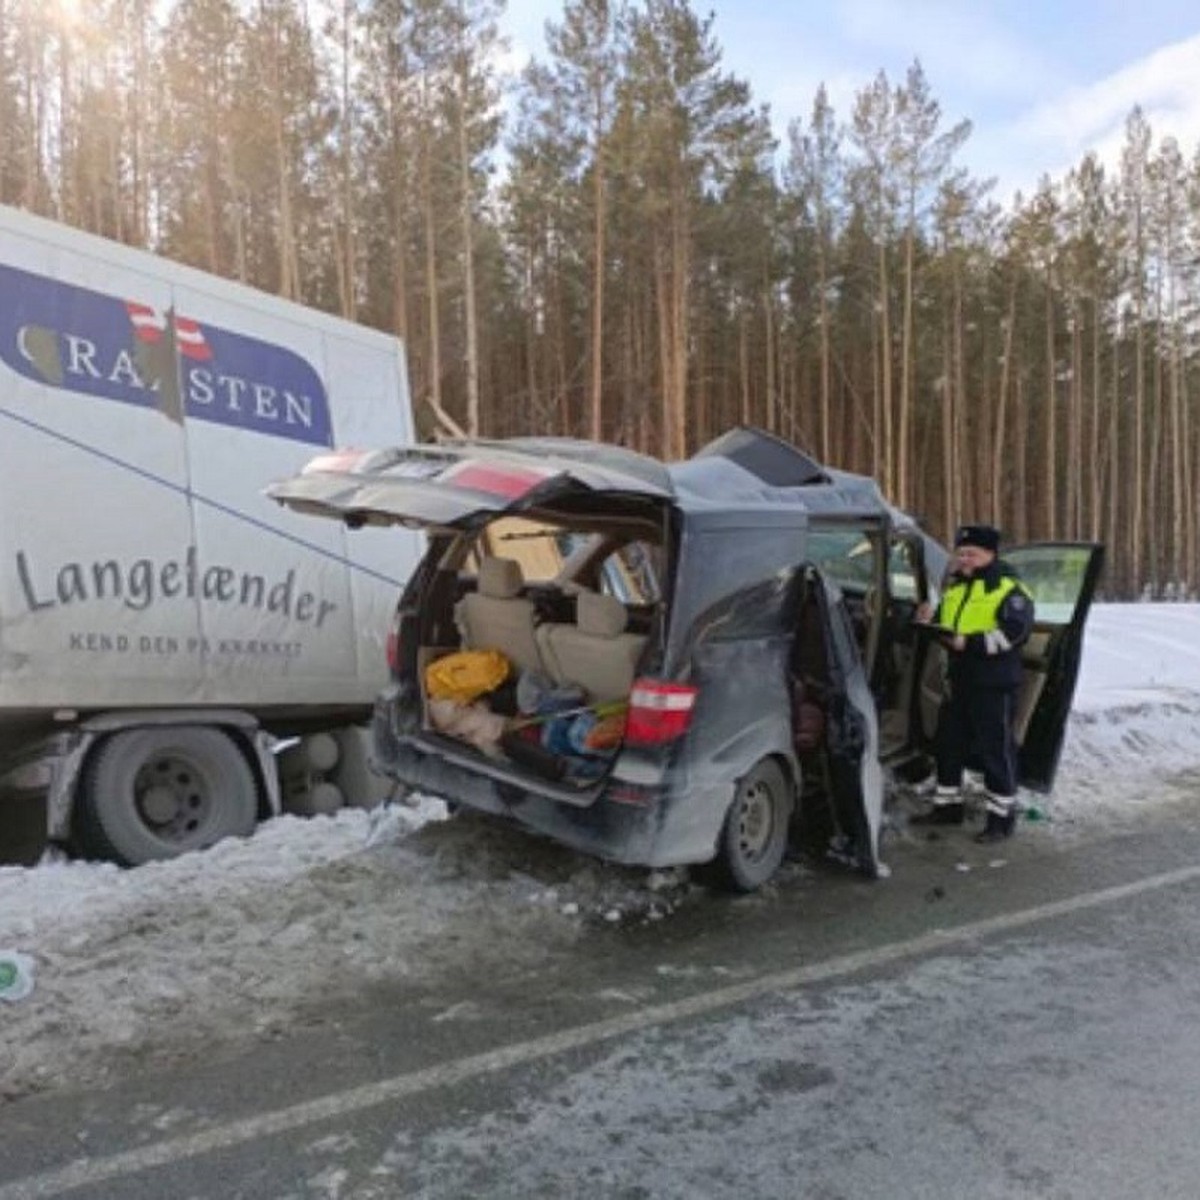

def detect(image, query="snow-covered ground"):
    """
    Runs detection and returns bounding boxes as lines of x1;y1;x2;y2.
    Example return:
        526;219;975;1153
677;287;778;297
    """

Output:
2;602;1199;1100
1051;603;1200;822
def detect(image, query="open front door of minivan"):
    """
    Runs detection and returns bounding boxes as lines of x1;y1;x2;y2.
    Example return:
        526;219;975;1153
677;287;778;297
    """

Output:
1005;542;1105;792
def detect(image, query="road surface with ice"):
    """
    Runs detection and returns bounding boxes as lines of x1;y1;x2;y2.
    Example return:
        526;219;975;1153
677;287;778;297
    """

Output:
2;602;1200;1197
5;804;1200;1199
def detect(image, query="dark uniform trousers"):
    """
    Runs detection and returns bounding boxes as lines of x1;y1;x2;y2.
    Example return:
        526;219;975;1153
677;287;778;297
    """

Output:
935;684;1018;798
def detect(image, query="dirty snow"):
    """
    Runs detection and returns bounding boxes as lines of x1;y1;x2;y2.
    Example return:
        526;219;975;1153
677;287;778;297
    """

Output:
1;602;1199;1100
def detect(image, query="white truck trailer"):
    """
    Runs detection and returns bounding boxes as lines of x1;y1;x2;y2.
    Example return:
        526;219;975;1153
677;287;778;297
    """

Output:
0;204;421;865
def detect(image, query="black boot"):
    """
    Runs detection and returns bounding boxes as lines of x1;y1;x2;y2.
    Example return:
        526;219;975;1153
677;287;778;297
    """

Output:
974;809;1016;844
911;801;965;827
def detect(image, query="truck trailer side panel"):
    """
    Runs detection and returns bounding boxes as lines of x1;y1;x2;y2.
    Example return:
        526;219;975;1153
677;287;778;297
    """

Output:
0;203;419;723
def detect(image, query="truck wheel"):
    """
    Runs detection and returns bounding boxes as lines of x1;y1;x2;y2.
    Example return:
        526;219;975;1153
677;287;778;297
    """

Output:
703;759;794;893
77;727;260;866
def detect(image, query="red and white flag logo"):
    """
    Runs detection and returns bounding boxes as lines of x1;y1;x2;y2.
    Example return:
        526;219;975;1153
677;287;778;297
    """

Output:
174;315;213;361
125;302;213;361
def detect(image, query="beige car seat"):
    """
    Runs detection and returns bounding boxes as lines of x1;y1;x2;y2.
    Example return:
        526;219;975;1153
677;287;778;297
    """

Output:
537;591;646;704
456;557;543;674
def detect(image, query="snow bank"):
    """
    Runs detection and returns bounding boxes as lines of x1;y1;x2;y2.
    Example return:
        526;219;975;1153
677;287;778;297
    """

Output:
1050;604;1200;824
1;603;1198;1100
0;799;686;1099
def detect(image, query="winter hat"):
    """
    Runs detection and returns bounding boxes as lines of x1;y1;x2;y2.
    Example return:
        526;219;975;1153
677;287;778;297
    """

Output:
954;523;1000;553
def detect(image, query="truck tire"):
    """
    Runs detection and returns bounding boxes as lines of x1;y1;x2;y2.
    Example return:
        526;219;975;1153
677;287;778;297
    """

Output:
77;727;260;866
702;759;794;893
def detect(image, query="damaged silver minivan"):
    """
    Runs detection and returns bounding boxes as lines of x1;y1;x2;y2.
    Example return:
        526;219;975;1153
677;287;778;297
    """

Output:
268;428;1102;891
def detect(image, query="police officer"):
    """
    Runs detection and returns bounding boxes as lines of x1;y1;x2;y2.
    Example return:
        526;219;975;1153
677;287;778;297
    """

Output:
913;523;1035;843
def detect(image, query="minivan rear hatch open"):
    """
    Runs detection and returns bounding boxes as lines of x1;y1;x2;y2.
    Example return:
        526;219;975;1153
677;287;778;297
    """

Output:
268;439;681;806
265;438;675;531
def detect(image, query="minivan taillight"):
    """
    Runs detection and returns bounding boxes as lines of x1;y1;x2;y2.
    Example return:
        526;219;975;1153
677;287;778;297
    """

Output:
385;613;403;675
626;680;698;746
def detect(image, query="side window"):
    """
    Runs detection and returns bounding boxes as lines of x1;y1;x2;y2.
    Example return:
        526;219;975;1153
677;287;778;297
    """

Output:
695;568;801;643
888;539;920;602
598;541;662;605
1004;545;1096;625
806;526;883;595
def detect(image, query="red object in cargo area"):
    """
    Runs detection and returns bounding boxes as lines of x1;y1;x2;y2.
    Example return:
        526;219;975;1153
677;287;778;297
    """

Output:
625;680;698;745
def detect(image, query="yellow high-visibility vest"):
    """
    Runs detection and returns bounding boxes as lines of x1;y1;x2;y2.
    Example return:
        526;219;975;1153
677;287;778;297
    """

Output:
938;575;1032;635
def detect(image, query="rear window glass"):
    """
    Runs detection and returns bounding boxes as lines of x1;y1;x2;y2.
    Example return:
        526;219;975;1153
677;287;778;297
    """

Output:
463;522;663;603
464;517;567;583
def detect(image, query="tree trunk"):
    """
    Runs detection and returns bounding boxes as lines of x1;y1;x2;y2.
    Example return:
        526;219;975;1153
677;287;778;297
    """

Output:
1132;206;1145;590
1068;303;1082;538
275;115;298;300
878;237;893;497
1043;270;1056;539
421;111;443;430
1108;336;1121;594
1014;371;1028;543
817;239;831;463
670;176;690;458
589;119;605;441
391;173;409;342
899;218;914;508
940;294;953;534
1089;296;1103;541
1170;260;1184;589
953;264;968;523
339;0;356;321
1182;368;1195;593
456;59;480;435
992;274;1017;525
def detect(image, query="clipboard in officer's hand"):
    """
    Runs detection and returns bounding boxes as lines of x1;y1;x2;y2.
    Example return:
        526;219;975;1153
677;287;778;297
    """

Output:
916;621;958;637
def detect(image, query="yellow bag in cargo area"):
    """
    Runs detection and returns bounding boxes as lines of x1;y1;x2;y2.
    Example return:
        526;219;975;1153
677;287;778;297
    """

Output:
425;649;511;704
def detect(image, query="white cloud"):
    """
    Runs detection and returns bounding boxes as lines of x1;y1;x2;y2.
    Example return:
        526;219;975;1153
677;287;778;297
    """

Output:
835;0;1063;102
985;33;1200;200
1015;33;1200;148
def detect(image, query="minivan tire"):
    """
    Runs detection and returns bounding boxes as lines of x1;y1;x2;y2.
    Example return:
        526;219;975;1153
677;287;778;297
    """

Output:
703;758;794;893
77;726;260;866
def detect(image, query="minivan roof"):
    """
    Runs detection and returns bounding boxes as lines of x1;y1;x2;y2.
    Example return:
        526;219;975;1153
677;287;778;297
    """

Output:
470;428;903;525
671;428;898;523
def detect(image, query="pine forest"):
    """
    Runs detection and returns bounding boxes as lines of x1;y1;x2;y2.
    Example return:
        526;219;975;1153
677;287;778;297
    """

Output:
3;0;1199;597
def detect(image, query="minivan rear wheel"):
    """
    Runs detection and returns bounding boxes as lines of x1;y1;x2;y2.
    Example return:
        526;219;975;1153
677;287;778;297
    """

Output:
704;759;794;893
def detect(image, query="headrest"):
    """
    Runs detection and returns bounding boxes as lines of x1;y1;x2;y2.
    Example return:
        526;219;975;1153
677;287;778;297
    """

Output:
577;590;628;638
478;557;523;599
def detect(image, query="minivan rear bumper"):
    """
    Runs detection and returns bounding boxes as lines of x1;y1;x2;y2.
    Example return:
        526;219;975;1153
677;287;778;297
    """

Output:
370;692;726;868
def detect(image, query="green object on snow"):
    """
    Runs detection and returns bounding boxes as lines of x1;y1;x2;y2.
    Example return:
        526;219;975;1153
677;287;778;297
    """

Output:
0;951;35;1002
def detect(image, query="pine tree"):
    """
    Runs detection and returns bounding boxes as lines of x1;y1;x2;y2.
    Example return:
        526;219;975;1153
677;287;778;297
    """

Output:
893;60;969;509
786;84;842;462
544;0;623;440
624;0;770;458
849;71;900;490
158;0;242;272
1120;107;1153;592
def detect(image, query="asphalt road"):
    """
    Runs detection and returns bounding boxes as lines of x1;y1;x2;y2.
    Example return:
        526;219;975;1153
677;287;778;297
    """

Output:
5;802;1200;1199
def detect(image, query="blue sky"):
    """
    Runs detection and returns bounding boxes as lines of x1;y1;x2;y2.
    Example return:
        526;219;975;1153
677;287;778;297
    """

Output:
500;0;1200;205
